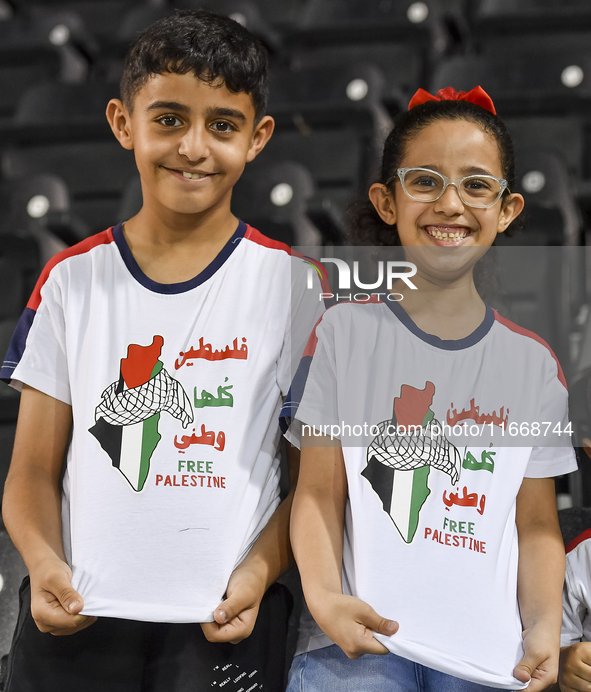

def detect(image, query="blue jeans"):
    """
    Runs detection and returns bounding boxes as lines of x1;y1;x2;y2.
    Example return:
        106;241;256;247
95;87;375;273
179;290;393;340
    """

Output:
287;645;514;692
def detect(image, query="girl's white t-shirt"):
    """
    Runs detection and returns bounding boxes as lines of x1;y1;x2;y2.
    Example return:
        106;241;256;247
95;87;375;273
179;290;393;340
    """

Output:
281;297;576;690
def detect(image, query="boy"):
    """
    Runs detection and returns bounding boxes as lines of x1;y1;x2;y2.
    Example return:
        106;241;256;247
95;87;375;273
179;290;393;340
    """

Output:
0;10;323;691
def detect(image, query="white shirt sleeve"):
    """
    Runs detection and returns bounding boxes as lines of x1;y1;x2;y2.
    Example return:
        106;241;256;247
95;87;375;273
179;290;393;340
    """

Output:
525;355;577;478
276;256;326;397
281;311;340;448
11;271;71;405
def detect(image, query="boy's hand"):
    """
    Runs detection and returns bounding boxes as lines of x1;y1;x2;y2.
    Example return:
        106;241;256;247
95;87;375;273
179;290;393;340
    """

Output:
200;565;266;644
513;625;559;691
558;642;591;692
310;591;398;659
30;559;97;636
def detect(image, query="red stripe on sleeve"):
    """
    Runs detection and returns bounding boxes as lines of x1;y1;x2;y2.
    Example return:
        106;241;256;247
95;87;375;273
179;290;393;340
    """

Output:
243;225;331;290
493;310;567;390
244;225;292;254
566;528;591;554
302;296;382;359
27;228;115;311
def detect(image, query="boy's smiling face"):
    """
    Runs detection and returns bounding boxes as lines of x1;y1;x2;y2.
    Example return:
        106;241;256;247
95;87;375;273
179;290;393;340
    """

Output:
107;72;274;220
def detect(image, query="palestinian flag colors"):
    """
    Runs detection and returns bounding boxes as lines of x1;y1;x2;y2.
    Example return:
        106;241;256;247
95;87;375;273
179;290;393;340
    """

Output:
90;336;191;492
362;382;460;544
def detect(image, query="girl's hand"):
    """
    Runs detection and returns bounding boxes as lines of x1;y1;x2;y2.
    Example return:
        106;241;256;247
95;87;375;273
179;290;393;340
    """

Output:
200;565;265;644
513;625;559;691
29;558;97;635
310;591;398;659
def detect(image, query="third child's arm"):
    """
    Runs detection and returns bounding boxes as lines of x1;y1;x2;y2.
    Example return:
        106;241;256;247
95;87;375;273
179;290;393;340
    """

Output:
554;567;591;691
556;642;591;691
290;430;397;659
2;384;96;635
514;477;565;690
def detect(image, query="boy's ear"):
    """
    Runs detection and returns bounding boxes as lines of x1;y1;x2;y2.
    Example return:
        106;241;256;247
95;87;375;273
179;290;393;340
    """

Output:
245;115;275;163
368;183;397;226
106;99;134;151
497;192;525;234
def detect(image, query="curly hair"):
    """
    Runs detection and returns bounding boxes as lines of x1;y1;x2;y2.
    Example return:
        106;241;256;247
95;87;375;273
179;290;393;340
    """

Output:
120;9;269;122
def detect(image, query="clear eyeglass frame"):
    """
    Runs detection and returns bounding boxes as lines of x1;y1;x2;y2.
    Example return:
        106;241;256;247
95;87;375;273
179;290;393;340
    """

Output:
386;167;510;209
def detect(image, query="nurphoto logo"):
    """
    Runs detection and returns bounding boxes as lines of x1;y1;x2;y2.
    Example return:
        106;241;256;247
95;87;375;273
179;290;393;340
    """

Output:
306;258;418;302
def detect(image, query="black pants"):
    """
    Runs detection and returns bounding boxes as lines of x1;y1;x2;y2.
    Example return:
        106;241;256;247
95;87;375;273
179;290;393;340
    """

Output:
3;578;292;692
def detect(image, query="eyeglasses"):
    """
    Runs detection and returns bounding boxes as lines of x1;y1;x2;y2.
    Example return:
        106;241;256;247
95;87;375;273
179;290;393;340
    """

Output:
386;167;509;208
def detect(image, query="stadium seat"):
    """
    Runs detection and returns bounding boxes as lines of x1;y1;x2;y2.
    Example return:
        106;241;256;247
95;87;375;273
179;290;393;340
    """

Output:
290;42;423;114
13;79;117;129
431;52;591;117
0;233;40;320
298;0;441;44
509;149;582;247
269;62;393;132
0;530;27;666
251;0;303;30
119;1;280;52
2;173;87;247
175;0;280;51
2;142;137;235
559;507;591;545
117;173;142;224
0;320;20;424
18;0;139;67
569;312;591;509
264;64;387;206
39;0;135;44
233;160;322;246
497;149;583;363
486;243;582;507
0;79;117;152
116;3;168;44
504;116;586;182
486;244;562;348
29;7;99;62
255;127;366;232
472;0;591;37
0;18;62;120
575;303;591;375
0;412;17;506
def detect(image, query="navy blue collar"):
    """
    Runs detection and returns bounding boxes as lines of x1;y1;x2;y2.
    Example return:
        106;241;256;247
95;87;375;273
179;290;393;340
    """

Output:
383;298;495;351
113;220;246;294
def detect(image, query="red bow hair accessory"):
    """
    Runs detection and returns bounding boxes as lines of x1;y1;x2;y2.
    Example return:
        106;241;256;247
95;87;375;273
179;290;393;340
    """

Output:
408;86;497;115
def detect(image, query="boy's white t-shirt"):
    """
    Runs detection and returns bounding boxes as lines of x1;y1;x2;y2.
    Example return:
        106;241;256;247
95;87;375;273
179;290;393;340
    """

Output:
1;220;324;623
281;297;576;690
562;529;591;646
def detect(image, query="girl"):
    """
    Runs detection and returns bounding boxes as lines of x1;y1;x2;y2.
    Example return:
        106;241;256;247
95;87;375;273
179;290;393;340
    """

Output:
281;87;577;691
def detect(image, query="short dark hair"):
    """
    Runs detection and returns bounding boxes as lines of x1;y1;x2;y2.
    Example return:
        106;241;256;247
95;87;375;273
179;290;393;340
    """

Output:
120;9;269;122
349;99;520;245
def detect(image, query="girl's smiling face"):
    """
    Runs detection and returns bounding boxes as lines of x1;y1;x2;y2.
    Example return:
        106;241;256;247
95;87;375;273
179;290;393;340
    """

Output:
369;118;524;248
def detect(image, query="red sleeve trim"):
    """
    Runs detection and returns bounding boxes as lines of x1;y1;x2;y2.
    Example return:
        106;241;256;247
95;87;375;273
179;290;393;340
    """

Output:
244;224;293;255
302;296;382;358
243;224;331;293
493;309;567;390
566;528;591;554
27;228;115;311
